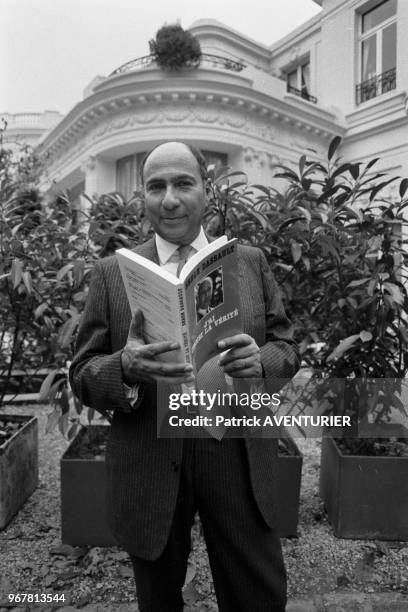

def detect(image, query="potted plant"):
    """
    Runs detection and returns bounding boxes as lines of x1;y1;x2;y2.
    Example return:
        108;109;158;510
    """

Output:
277;436;302;537
261;137;408;539
0;143;41;528
149;24;201;72
0;414;38;530
60;424;116;546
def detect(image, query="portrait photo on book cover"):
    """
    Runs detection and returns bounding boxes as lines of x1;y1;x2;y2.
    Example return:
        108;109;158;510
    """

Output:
194;266;224;323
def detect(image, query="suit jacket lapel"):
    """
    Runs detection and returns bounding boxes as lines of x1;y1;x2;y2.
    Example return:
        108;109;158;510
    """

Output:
133;236;159;264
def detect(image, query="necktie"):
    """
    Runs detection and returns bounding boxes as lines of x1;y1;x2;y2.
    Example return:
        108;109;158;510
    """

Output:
176;245;193;278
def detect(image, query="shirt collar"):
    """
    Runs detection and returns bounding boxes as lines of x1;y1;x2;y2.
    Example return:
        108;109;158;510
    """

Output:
155;227;209;265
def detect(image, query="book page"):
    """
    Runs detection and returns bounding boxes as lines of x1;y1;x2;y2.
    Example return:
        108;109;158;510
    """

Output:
116;251;185;362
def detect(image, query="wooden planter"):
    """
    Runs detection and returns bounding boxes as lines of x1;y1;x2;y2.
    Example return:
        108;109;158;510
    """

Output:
60;425;116;546
277;436;303;537
319;435;408;540
61;425;302;545
0;415;39;530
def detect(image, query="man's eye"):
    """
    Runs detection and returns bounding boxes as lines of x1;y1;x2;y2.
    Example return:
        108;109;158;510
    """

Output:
148;184;163;192
177;181;193;188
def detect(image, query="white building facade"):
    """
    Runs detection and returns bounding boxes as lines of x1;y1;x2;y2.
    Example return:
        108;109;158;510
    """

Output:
35;0;407;204
1;111;63;153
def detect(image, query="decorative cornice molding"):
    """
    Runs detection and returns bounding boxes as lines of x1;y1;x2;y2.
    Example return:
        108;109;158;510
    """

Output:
38;84;342;163
43;96;336;179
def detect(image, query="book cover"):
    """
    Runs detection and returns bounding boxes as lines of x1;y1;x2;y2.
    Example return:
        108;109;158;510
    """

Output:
116;237;242;374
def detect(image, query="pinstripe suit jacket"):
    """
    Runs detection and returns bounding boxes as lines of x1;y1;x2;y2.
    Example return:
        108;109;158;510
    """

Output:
69;237;300;559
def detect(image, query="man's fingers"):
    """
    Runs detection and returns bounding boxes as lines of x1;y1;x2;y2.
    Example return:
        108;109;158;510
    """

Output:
135;340;182;357
156;374;196;385
140;359;193;376
128;309;145;341
218;344;259;366
218;334;253;350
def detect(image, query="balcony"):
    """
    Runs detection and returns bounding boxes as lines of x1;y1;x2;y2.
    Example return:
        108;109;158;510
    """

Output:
286;84;317;104
356;67;396;105
110;53;246;77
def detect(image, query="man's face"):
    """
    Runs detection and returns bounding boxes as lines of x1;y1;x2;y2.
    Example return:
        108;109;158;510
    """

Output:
198;280;212;309
143;142;207;245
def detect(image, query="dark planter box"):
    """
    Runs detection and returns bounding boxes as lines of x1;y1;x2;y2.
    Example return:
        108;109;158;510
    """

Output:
61;425;302;545
0;415;39;530
277;436;303;537
60;425;116;546
320;435;408;540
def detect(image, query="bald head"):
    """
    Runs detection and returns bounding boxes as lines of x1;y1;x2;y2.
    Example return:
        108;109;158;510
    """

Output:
142;141;208;245
140;141;208;186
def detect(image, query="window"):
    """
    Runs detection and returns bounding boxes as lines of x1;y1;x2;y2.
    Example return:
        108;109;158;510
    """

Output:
285;61;317;103
357;0;397;104
202;150;228;171
116;155;137;200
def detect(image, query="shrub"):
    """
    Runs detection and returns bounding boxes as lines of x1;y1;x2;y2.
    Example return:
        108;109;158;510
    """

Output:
2;137;407;440
149;24;201;71
205;138;408;436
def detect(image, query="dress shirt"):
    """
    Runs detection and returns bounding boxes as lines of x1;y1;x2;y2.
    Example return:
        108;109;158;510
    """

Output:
155;227;208;275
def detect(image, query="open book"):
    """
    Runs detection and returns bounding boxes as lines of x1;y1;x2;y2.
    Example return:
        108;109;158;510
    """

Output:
116;236;242;374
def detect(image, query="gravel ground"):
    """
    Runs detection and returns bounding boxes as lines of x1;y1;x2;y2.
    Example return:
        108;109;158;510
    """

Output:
0;403;408;610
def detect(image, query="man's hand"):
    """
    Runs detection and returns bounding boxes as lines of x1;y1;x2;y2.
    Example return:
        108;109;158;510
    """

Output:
121;310;195;386
217;334;263;378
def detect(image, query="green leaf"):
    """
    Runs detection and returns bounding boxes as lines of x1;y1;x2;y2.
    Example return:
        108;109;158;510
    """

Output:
58;314;80;348
39;370;62;401
58;411;70;436
369;177;398;202
45;407;62;434
87;407;95;423
56;263;74;282
252;184;271;196
59;388;70;414
22;270;32;294
365;157;379;171
275;262;294;272
296;206;312;224
327;334;360;362
330;163;351;180
328;136;342;161
291;241;302;264
347;278;370;288
349;164;360;180
274;170;299;182
278;216;305;231
399;178;408;198
67;422;81;441
11;258;23;289
301;256;311;272
34;303;48;319
73;259;85;288
367;279;377;296
383;282;404;305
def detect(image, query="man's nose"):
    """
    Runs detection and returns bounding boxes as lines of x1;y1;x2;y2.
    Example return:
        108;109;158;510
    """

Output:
162;186;179;208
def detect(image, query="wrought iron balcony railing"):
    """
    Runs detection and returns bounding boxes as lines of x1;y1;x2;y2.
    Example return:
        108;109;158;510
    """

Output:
356;67;396;105
286;84;317;104
110;53;246;77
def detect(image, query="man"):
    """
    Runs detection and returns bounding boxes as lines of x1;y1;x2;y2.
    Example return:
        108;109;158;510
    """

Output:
69;141;300;611
195;276;213;321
